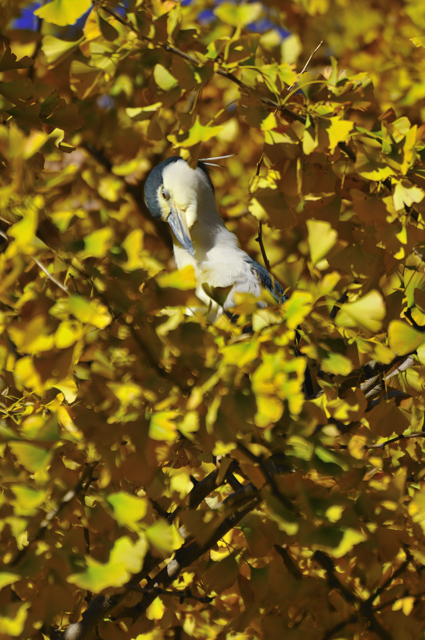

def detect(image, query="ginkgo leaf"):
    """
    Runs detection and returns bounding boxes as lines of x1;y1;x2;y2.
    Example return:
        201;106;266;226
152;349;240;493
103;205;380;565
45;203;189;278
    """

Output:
69;295;112;329
107;492;148;529
154;65;179;91
9;443;52;473
336;290;386;334
168;116;224;148
215;2;263;27
307;219;338;265
35;0;92;27
327;117;354;153
149;411;179;441
388;320;424;355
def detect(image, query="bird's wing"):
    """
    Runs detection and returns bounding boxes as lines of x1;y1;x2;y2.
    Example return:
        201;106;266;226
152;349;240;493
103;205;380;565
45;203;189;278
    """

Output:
244;257;288;304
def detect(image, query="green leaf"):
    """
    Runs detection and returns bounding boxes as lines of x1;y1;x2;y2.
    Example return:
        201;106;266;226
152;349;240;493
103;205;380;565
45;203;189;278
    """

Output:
107;492;148;530
35;0;92;27
388;320;424;355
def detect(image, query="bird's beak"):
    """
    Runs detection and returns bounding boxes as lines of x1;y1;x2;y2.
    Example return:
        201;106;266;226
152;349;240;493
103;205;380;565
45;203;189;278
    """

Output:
167;202;195;257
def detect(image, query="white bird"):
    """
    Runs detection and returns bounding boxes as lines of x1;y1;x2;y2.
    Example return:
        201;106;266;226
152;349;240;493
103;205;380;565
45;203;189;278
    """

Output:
144;157;286;319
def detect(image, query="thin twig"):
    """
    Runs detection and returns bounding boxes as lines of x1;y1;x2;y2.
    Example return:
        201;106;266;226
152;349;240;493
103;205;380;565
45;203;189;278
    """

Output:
274;544;303;580
365;431;425;450
97;4;357;161
126;584;213;603
287;40;324;90
256;221;271;272
364;553;412;607
11;462;98;567
33;257;69;294
321;614;359;640
237;442;296;513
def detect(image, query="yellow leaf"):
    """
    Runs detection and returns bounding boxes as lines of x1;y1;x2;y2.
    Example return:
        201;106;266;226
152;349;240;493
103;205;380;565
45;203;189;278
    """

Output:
0;602;30;637
282;290;313;329
154;64;179;91
393;180;424;212
8;208;37;249
41;35;82;66
0;573;20;589
260;112;277;131
146;597;166;621
168;116;223;148
411;36;425;47
388;320;424;355
215;2;263;27
69;295;112;329
9;443;52;473
149;411;179;441
109;535;147;573
336;290;385;334
146;520;176;555
35;0;92;27
221;341;259;366
327;117;354;153
54;379;78;403
67;556;128;592
14;357;43;394
307;219;338;265
55;321;84;349
107;492;148;530
348;433;367;459
11;485;46;516
156;265;196;290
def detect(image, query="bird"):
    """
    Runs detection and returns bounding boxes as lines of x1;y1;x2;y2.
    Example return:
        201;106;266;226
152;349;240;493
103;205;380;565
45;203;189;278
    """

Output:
144;156;287;320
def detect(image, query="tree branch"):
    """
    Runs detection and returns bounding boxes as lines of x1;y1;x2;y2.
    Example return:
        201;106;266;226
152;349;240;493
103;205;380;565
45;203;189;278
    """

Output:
126;584;213;603
237;442;296;513
52;463;249;639
120;488;261;623
12;462;98;567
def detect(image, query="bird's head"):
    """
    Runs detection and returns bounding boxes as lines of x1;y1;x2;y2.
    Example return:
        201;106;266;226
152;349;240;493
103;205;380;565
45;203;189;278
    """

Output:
144;157;215;257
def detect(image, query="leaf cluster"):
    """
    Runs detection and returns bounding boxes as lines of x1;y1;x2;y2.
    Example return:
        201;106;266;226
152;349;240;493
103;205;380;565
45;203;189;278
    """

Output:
1;2;425;640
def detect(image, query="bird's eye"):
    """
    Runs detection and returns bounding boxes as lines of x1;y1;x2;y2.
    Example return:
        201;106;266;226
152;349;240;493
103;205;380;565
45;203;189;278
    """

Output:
161;187;170;200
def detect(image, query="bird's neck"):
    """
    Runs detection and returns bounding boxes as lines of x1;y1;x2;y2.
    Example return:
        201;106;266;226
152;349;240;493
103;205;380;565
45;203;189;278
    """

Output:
190;202;228;259
173;201;244;281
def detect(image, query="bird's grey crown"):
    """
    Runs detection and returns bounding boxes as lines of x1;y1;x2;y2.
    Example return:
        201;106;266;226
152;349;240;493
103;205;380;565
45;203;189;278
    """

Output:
245;256;287;304
144;157;214;219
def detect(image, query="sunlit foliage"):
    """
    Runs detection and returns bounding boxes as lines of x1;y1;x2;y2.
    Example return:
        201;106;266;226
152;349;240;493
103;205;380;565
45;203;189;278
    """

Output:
1;1;425;639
